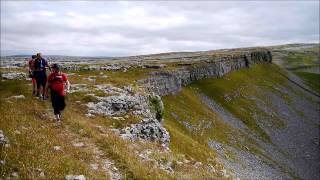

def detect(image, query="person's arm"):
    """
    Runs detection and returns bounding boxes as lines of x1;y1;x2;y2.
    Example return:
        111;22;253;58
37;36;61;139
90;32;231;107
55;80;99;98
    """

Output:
26;59;32;71
46;60;52;72
44;81;50;97
65;80;70;93
45;74;51;97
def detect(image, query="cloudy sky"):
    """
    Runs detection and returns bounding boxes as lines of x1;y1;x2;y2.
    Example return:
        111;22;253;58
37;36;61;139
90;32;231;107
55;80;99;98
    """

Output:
1;1;319;56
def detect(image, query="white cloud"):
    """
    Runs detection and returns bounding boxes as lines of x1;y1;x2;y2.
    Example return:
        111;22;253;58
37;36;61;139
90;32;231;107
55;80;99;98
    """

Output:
1;1;319;56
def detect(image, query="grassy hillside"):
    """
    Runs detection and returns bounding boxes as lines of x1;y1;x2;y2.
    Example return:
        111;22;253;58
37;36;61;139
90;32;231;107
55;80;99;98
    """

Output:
1;67;225;179
162;63;319;179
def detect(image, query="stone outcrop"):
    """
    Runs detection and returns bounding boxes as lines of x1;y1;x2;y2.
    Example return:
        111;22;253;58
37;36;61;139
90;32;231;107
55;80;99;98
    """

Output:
120;118;170;145
86;94;147;116
138;50;272;96
1;72;27;80
85;85;170;145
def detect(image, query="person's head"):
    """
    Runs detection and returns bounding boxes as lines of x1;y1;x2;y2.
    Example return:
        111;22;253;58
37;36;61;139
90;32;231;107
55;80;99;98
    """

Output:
51;64;60;73
32;55;37;59
36;53;42;58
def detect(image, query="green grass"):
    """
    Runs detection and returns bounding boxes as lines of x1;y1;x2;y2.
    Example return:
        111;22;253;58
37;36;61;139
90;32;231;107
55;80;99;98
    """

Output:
67;67;153;86
0;81;109;179
0;69;224;179
162;86;267;165
281;49;319;70
190;63;288;143
294;71;320;94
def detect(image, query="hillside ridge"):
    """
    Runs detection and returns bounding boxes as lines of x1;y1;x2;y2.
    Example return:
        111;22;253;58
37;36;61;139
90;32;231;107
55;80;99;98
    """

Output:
139;49;272;96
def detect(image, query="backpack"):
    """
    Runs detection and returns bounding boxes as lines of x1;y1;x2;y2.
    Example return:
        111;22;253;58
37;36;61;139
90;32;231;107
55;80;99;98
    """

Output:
49;72;64;92
34;58;46;70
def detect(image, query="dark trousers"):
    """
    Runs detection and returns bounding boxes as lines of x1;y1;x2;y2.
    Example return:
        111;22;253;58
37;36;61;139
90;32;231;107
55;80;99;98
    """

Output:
34;70;47;88
51;90;66;115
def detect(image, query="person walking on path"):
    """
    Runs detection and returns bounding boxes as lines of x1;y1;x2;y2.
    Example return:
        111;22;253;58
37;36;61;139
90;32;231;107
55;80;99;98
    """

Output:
33;53;51;99
45;64;70;124
26;55;37;96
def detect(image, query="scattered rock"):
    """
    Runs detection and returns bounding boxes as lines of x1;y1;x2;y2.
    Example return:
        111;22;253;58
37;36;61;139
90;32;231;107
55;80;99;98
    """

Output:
69;84;89;93
0;130;9;146
85;113;95;118
72;142;85;147
194;161;202;168
53;146;62;151
90;163;99;170
11;172;19;178
120;118;170;145
103;159;122;180
65;175;86;180
6;95;25;100
14;130;21;134
1;72;26;80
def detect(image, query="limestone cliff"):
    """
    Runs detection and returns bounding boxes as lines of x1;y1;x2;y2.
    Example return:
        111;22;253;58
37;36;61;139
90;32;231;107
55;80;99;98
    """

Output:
138;49;272;96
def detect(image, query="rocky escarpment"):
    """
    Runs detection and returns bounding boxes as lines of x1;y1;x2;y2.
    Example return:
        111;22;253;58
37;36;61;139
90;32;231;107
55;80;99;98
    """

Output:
84;84;170;146
138;49;272;96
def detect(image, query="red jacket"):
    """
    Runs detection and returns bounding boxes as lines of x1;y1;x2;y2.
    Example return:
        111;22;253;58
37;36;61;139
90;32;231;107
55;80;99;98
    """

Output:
47;72;68;96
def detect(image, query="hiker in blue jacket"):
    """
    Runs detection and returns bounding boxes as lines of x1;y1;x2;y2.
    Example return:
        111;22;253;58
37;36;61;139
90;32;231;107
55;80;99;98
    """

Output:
33;53;51;99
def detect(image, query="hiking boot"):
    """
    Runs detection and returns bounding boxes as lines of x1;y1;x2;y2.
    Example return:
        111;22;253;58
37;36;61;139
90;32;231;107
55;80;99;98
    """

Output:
38;95;43;100
54;114;59;121
57;114;62;122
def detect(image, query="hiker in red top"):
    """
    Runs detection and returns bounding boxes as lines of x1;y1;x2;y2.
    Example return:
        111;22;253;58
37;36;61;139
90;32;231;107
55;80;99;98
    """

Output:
45;64;70;123
26;55;37;96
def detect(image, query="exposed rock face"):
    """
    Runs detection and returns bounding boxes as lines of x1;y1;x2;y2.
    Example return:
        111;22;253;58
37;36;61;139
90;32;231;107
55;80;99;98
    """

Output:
85;85;170;145
120;118;170;145
138;50;272;96
86;94;147;116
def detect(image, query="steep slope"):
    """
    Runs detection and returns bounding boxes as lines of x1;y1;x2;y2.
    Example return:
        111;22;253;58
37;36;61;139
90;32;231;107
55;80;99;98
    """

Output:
162;63;319;179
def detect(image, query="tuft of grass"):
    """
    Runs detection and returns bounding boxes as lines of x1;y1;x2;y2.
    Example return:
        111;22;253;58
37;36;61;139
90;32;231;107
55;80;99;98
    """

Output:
149;95;164;121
